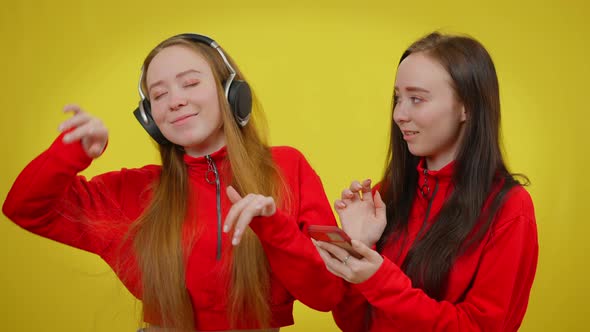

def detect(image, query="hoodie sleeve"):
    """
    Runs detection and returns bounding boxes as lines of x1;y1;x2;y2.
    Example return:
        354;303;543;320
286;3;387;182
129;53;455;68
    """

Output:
249;146;345;311
2;133;156;256
332;283;371;332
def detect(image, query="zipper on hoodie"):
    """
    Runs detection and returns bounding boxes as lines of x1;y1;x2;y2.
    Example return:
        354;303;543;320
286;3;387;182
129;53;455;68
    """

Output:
205;155;222;261
416;169;439;240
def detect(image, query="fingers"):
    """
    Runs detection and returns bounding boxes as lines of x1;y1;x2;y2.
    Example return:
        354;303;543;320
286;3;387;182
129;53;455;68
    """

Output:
341;188;356;204
232;197;270;240
223;193;256;234
315;240;383;285
315;242;336;263
314;244;349;280
59;110;91;133
226;186;242;204
62;117;107;143
334;199;346;211
336;178;373;213
315;240;351;262
360;179;373;203
348;180;363;201
62;104;83;114
232;196;274;245
316;241;367;283
224;192;276;246
58;105;108;158
87;141;106;157
341;179;372;203
258;196;276;216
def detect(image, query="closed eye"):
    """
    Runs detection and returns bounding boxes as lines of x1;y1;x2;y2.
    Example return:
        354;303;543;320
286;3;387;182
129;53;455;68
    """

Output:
152;92;167;100
184;80;200;88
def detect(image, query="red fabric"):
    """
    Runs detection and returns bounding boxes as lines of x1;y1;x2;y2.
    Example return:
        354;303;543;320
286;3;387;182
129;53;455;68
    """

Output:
333;160;538;332
3;133;344;330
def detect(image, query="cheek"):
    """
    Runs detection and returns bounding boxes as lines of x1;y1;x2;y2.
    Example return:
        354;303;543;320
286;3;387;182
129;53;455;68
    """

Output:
208;92;222;111
194;88;222;114
414;104;454;130
205;96;223;119
150;106;167;125
429;114;463;144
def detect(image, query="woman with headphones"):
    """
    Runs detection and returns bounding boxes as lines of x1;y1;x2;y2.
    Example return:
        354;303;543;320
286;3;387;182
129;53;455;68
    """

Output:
3;34;344;331
314;32;538;331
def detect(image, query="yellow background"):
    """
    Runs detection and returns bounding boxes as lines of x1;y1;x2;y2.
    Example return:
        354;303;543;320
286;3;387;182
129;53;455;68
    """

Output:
1;0;588;330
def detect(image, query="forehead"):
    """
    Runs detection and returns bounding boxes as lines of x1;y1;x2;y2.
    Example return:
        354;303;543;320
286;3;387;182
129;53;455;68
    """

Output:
146;44;213;83
395;52;452;90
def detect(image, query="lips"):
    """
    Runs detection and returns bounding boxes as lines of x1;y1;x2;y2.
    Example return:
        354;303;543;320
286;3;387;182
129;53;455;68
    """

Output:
401;130;419;140
171;113;198;124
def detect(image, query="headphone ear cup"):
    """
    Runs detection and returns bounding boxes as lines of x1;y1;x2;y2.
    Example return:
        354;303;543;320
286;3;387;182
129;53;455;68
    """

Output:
133;99;170;145
227;80;252;127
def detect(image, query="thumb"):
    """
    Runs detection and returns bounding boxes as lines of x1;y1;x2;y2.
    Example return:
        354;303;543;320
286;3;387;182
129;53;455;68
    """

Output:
226;186;242;204
374;191;386;219
351;239;380;262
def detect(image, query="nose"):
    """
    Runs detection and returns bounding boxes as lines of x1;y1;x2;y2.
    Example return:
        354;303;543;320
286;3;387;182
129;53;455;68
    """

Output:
168;89;188;111
393;100;410;124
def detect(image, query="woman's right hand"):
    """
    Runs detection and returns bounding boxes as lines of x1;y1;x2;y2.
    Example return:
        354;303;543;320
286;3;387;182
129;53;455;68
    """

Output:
58;104;108;159
334;179;387;248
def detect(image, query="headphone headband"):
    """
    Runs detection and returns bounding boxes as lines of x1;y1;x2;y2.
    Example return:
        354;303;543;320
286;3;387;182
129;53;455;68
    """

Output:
137;33;237;102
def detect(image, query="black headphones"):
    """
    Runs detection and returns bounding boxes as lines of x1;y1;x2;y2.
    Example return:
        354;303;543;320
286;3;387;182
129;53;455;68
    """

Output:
133;33;252;145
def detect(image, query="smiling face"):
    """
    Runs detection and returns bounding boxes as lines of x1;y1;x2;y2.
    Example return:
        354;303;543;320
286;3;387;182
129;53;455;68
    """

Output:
393;52;467;170
146;44;225;157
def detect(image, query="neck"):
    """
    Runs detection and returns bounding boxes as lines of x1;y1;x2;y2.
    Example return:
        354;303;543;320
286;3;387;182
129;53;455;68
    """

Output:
425;154;455;171
184;137;226;158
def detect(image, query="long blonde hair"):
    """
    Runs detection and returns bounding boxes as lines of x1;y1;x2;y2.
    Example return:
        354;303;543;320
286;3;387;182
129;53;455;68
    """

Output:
130;36;286;330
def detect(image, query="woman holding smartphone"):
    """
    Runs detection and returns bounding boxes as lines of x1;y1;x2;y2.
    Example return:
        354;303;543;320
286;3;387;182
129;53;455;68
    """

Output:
315;32;538;332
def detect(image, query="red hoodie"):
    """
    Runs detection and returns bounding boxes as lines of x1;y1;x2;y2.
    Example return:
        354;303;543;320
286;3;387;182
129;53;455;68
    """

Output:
333;160;538;332
2;133;344;330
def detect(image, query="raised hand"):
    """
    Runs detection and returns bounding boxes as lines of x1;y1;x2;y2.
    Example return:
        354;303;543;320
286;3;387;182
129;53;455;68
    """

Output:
334;179;387;247
58;104;108;159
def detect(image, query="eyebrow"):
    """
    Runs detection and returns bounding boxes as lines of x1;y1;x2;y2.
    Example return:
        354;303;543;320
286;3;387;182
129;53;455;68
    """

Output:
394;86;431;94
148;69;202;92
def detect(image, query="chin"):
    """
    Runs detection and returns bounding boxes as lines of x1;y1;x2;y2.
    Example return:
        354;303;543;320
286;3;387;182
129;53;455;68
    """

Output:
407;146;425;158
164;132;203;147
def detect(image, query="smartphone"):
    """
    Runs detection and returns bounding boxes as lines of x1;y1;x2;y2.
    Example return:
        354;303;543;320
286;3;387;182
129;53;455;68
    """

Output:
308;225;363;259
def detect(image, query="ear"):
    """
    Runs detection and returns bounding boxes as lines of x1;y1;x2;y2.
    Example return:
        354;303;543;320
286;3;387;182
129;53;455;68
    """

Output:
459;104;467;123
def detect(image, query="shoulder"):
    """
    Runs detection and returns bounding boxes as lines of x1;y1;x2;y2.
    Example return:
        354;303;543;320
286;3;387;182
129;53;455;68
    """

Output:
269;146;313;170
269;146;306;162
492;184;536;230
269;146;321;180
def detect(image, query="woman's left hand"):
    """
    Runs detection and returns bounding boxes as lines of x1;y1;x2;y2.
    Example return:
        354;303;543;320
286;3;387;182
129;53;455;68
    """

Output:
314;239;384;284
224;186;276;246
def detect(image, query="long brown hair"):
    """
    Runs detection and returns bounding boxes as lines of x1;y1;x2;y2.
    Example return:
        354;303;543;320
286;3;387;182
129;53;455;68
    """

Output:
130;36;286;330
379;32;529;300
